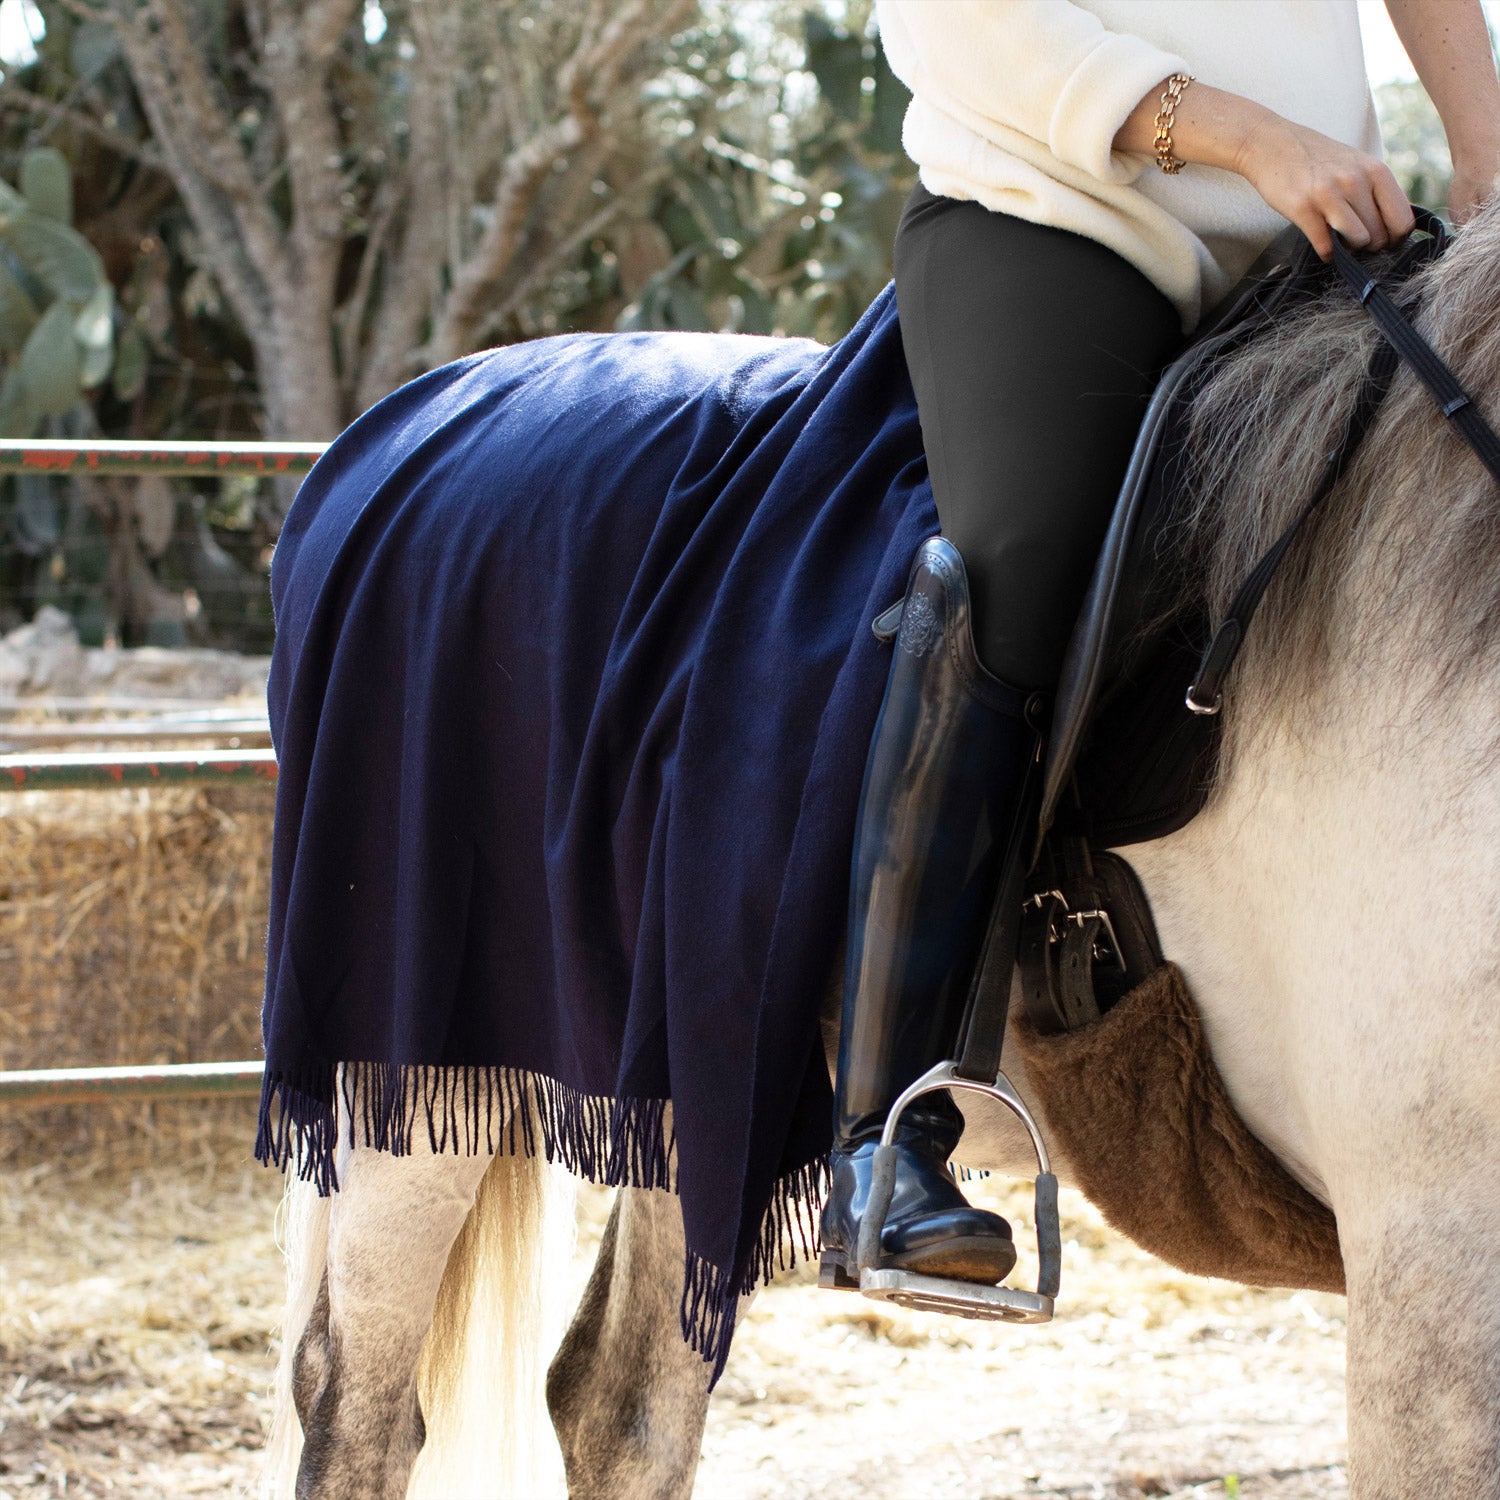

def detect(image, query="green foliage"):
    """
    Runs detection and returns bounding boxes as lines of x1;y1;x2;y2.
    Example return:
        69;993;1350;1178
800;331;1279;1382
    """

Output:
805;12;864;121
0;0;921;645
603;1;916;347
68;18;121;81
1375;80;1452;216
1;3;1473;653
21;146;73;223
0;150;125;434
0;146;167;642
0;25;270;646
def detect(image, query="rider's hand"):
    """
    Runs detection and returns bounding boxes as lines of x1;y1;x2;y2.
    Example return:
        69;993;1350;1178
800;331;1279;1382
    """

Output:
1234;116;1416;260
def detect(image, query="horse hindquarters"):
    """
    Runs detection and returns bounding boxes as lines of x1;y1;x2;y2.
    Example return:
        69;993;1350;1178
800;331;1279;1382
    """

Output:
547;1187;743;1500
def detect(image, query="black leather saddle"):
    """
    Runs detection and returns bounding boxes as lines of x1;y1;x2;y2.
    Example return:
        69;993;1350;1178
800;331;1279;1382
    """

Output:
1044;223;1331;849
1018;223;1379;1035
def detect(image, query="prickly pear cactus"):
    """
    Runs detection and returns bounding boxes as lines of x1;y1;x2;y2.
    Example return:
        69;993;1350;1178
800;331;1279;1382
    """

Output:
0;147;119;434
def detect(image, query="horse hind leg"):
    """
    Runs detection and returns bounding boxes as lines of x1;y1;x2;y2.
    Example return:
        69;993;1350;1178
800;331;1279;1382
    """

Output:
286;1137;495;1500
547;1186;738;1500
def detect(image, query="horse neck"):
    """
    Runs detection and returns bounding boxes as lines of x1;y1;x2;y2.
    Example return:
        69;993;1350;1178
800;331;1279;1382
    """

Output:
1123;636;1500;1212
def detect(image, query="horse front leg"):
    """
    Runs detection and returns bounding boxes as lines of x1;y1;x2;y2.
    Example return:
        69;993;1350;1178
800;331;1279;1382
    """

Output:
292;1141;492;1500
547;1187;735;1500
1340;1168;1500;1497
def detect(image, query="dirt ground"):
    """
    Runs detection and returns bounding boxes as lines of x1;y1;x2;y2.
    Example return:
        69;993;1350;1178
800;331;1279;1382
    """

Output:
0;1154;1348;1500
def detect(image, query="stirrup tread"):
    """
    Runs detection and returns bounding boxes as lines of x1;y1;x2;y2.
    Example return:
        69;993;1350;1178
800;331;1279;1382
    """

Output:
860;1266;1054;1323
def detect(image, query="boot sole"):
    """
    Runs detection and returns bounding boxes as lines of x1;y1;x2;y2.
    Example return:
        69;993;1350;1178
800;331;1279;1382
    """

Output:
818;1254;861;1292
819;1236;1017;1292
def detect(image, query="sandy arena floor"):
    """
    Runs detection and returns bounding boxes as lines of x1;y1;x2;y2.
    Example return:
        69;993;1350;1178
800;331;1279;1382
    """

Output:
0;1161;1347;1499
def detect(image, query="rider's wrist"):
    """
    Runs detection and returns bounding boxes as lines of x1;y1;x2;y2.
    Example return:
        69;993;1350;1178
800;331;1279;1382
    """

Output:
1228;107;1292;182
1449;121;1500;175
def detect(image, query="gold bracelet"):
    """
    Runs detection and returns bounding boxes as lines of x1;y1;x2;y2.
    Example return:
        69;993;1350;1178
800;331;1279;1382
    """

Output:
1153;73;1195;175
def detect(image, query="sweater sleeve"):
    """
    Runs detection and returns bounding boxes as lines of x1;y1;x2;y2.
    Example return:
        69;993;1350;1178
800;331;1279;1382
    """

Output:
876;0;1191;184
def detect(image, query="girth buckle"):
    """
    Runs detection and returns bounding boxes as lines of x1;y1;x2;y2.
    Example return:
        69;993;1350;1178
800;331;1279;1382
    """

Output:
1064;907;1124;972
1028;889;1125;973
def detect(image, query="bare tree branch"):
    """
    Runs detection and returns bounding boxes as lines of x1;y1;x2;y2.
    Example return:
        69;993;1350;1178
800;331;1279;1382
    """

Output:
70;0;723;438
300;0;362;61
52;0;109;23
261;0;356;280
102;33;274;352
112;0;288;293
0;85;165;170
428;0;694;364
335;178;397;405
480;164;671;341
351;0;458;411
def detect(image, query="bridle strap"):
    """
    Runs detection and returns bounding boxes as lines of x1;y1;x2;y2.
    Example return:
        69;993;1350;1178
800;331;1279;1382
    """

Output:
1331;236;1500;487
1186;214;1500;715
1185;335;1401;713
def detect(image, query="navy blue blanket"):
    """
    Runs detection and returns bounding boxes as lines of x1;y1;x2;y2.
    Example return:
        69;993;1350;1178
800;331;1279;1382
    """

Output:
257;283;936;1378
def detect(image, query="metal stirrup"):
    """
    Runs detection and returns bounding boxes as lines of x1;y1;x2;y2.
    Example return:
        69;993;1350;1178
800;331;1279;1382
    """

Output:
854;1060;1061;1323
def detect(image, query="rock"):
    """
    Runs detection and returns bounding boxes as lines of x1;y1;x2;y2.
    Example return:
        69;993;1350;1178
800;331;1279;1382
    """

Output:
0;642;26;692
0;607;269;703
2;606;87;693
105;647;270;702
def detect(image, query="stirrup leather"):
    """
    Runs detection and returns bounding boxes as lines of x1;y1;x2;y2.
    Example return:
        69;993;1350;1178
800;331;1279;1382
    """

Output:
854;1061;1060;1323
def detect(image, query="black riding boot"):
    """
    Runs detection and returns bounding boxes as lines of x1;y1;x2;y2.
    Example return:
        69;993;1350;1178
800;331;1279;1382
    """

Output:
820;537;1037;1289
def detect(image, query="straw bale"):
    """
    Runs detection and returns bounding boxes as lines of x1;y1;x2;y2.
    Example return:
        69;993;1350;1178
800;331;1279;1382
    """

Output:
0;783;273;1168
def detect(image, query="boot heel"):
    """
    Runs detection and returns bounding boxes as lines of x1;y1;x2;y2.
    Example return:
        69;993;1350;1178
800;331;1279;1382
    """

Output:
818;1252;861;1292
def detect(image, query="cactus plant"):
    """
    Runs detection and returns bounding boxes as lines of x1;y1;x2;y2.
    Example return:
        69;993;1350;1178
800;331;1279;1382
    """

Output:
0;148;119;434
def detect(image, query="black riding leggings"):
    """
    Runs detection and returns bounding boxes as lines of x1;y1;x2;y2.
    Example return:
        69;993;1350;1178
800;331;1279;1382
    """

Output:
893;182;1184;689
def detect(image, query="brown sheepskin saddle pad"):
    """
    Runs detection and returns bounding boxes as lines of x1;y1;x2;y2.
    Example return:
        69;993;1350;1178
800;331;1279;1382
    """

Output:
1015;963;1344;1295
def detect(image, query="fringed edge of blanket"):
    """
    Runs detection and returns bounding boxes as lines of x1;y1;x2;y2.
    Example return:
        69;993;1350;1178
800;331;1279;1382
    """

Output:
680;1154;829;1383
254;1062;827;1384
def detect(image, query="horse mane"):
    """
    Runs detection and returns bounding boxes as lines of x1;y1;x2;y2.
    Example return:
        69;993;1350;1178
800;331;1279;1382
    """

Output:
1172;197;1500;723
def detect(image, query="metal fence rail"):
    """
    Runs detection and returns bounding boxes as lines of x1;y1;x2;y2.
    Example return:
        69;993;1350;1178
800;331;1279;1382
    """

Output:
0;1061;266;1106
0;438;328;478
0;718;271;747
0;748;277;790
0;752;275;1100
0;441;298;1107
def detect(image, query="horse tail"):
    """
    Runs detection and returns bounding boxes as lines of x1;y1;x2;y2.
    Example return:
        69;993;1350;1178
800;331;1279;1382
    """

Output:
261;1173;330;1499
409;1149;575;1499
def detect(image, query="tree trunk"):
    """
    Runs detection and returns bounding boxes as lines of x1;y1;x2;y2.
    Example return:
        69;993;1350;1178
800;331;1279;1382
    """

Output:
68;0;695;437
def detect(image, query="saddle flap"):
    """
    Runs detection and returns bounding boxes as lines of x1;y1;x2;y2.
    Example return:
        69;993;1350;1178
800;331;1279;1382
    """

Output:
1038;225;1325;846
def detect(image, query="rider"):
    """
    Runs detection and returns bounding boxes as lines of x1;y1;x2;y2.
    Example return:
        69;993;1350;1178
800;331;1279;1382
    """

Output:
821;0;1500;1289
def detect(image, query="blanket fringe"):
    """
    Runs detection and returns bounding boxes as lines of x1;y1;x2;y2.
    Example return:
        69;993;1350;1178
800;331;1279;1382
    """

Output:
255;1062;827;1381
679;1155;830;1382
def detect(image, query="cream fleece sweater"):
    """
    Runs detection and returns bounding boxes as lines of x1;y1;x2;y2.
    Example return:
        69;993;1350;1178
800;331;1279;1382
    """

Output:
876;0;1383;330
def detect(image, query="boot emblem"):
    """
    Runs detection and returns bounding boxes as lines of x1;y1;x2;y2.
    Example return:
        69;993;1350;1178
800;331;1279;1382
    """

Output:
898;593;939;656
